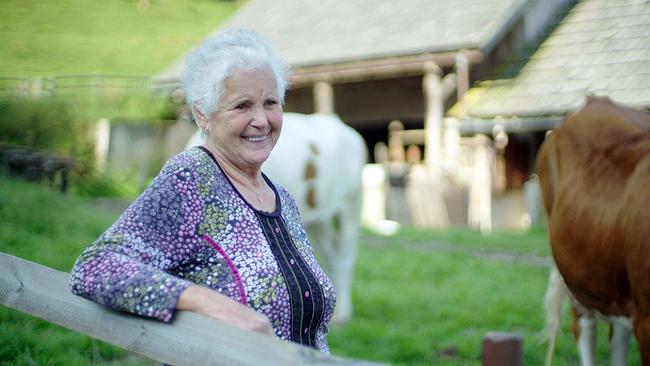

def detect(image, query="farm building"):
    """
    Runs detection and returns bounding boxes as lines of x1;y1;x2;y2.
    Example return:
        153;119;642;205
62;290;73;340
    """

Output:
450;0;650;230
155;0;650;231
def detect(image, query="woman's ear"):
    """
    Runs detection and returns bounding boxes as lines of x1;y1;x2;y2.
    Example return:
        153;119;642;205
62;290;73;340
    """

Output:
193;103;209;130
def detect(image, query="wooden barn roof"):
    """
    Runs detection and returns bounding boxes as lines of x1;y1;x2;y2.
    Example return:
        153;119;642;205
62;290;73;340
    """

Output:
459;0;650;120
155;0;530;86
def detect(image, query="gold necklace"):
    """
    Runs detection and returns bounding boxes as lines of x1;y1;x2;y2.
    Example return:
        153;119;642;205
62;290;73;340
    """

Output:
249;185;264;205
227;170;266;205
227;170;265;205
203;144;265;205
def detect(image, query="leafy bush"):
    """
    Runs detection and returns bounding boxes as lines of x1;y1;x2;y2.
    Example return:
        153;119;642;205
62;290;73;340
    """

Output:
0;93;179;198
0;96;94;162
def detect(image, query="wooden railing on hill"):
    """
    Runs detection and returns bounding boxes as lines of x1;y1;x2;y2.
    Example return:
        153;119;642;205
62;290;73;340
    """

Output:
0;75;151;96
0;253;385;366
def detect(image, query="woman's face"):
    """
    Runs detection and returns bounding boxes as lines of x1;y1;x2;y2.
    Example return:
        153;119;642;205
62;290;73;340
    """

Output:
202;67;283;171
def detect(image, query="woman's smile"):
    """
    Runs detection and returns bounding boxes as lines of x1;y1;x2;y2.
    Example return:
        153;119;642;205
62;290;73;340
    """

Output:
243;132;270;143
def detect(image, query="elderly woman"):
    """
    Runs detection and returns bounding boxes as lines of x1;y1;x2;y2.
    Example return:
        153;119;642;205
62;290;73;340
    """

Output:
69;29;335;353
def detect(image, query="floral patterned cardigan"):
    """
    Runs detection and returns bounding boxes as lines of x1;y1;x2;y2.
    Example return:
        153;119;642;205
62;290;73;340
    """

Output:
69;147;336;352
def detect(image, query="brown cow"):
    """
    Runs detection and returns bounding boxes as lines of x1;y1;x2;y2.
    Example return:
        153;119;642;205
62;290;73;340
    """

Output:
537;96;650;366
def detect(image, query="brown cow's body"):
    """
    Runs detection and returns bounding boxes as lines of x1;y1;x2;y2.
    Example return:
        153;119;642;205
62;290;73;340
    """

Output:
537;97;650;365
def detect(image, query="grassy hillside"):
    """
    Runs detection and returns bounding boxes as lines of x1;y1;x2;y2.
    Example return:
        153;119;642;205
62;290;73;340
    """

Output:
0;0;240;77
0;176;641;365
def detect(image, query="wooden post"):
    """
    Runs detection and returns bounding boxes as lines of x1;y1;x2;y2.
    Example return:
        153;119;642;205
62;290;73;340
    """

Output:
482;332;523;366
313;81;335;115
388;120;406;162
455;52;470;107
0;253;385;366
442;118;461;168
468;134;493;234
30;77;43;97
95;118;111;172
422;62;443;171
361;164;388;228
409;62;450;229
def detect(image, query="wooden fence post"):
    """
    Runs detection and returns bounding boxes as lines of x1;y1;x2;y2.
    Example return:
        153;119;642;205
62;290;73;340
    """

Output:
0;252;385;366
30;77;43;97
482;332;523;366
95;118;111;172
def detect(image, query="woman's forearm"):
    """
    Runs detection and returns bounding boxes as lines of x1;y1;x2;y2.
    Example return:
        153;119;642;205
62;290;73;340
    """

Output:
177;285;274;335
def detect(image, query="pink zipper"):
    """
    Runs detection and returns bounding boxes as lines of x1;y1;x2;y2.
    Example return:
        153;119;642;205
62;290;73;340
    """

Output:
202;234;248;306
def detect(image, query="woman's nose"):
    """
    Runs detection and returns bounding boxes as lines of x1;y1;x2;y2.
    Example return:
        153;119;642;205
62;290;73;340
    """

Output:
250;105;269;126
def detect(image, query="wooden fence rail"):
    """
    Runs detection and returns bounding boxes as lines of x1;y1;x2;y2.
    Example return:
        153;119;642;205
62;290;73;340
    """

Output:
0;75;151;96
0;252;385;366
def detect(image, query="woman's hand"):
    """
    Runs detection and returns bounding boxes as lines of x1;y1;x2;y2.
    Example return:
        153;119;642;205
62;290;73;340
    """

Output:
177;285;274;336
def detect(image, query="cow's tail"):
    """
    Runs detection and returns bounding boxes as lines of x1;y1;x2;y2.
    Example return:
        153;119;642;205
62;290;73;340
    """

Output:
542;264;569;366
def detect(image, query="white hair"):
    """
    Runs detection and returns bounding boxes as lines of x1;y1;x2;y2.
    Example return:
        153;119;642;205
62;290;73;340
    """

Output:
182;28;290;123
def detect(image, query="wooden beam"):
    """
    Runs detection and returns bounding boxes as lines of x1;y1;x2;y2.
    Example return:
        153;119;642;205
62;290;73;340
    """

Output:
290;50;484;87
392;129;426;146
450;116;562;135
0;252;385;366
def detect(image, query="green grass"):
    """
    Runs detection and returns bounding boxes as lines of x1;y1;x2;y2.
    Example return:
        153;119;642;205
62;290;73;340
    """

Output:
0;177;122;271
0;176;151;365
0;176;642;365
0;0;240;77
329;228;641;365
384;224;551;257
329;234;550;365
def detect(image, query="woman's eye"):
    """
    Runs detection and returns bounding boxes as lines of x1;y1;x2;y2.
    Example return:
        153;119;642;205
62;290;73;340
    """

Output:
235;102;248;110
265;99;278;107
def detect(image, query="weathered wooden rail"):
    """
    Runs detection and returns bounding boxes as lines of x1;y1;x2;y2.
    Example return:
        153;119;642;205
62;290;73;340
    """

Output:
0;252;385;366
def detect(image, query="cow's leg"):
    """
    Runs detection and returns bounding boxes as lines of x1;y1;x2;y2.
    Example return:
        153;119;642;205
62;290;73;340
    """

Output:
543;265;570;366
574;311;597;366
329;193;361;324
633;313;650;366
608;316;632;366
630;260;650;365
308;220;336;275
626;205;650;366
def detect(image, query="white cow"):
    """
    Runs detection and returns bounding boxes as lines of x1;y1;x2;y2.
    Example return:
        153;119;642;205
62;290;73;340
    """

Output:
186;112;366;323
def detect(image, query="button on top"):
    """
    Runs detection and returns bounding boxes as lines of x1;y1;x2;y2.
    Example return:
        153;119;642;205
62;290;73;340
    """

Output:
304;291;310;298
